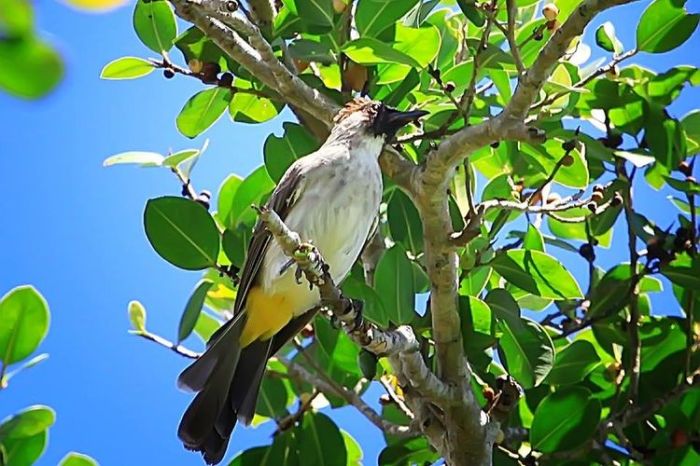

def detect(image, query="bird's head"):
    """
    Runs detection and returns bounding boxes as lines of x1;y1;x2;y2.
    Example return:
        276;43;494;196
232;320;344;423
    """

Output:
331;97;428;143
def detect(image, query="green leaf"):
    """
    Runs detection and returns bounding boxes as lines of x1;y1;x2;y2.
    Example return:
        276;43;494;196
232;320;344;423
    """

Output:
682;109;700;155
103;151;164;167
387;190;423;254
459;266;492;297
128;300;147;333
498;317;554;389
340;276;388;327
177;87;234;138
0;36;63;99
143;196;220;270
595;22;623;54
228;166;275;228
356;0;419;38
342;38;420;68
379;437;439;466
100;56;154;80
661;253;700;289
162;149;200;168
256;376;292;419
0;0;33;37
315;316;361;376
178;280;214;343
457;0;485;26
545;340;602;385
374;245;415;324
0;406;54;441
193;312;221;342
0;286;49;366
530;386;602;453
492;250;583;300
0;431;46;466
133;0;177;54
523;224;545;251
484;288;521;328
59;452;98;466
229;80;282;124
263;122;319;183
295;0;334;29
636;0;699;53
342;430;363;466
460;296;497;355
298;412;347;466
217;174;244;228
288;39;335;65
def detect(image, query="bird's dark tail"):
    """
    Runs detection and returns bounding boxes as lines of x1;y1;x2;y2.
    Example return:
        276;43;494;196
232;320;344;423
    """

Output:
177;315;271;465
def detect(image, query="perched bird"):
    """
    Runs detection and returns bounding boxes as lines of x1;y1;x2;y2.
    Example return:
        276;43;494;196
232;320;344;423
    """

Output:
176;98;428;464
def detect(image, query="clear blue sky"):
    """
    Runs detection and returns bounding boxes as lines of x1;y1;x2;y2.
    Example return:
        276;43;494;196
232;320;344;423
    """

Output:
0;1;697;465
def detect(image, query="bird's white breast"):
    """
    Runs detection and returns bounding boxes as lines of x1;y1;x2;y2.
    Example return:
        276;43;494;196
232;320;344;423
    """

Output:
260;140;383;316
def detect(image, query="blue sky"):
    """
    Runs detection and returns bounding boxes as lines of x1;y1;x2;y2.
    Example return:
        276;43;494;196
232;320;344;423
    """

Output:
0;1;697;465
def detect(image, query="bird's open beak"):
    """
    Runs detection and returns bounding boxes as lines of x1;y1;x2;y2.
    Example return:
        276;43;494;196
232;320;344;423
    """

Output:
374;106;429;138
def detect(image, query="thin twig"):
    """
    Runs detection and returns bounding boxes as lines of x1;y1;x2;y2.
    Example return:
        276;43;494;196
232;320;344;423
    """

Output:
133;331;200;359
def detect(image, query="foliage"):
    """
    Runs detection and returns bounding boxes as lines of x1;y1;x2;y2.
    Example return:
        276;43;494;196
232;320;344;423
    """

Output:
104;0;699;465
0;286;99;466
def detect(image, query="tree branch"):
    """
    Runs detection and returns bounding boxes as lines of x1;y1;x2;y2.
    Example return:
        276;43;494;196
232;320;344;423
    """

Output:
278;356;417;438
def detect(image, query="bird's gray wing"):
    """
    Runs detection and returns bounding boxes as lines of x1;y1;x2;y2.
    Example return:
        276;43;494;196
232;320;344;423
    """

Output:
232;162;307;316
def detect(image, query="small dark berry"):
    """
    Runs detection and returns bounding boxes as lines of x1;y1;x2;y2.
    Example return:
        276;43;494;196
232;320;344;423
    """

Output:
593;184;604;193
562;139;576;152
561;154;575;167
225;0;238;11
490;141;500;148
586;201;598;212
591;191;604;203
579;243;595;262
611;192;623;206
444;82;455;93
218;72;234;87
202;62;221;83
606;132;623;148
163;69;175;79
534;31;544;41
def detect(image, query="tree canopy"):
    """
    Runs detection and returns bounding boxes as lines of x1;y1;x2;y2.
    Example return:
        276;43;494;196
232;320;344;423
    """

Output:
2;0;699;465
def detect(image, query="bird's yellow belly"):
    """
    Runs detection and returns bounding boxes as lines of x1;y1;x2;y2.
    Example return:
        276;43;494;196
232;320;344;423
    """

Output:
239;287;297;347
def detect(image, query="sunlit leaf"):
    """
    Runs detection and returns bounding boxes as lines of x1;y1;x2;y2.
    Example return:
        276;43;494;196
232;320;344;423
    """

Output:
0;286;50;366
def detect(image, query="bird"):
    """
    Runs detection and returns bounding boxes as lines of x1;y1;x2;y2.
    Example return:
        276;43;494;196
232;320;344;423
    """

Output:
176;97;428;464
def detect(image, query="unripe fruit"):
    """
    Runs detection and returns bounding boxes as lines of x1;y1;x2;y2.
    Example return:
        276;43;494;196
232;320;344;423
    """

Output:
591;191;604;203
562;139;577;152
225;0;238;12
188;59;203;74
202;62;221;83
542;3;559;21
534;30;544;41
579;243;595;262
293;59;309;73
163;69;175;79
344;61;368;92
444;81;456;93
495;429;505;444
332;0;347;13
611;192;623;207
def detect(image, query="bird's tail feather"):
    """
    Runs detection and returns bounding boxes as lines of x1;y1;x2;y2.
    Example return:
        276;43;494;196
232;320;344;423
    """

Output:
177;314;273;465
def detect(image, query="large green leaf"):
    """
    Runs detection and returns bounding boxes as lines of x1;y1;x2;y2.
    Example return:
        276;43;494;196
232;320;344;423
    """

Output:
0;36;63;99
102;151;164;168
545;340;601;385
177;87;234;138
387;190;423;255
100;56;154;80
379;437;439;465
0;286;49;366
297;412;347;466
376;25;441;84
342;38;420;67
0;406;55;441
295;0;334;29
356;0;419;37
229;80;282;124
374;245;415;324
132;0;177;54
636;0;699;53
263;122;319;183
59;452;98;466
460;296;497;355
492;250;583;300
177;279;214;343
682;109;700;154
530;387;602;453
228;166;275;228
497;317;554;389
255;375;292;419
661;253;700;289
340;276;388;327
144;196;220;270
0;430;46;466
315;316;361;376
216;174;244;229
